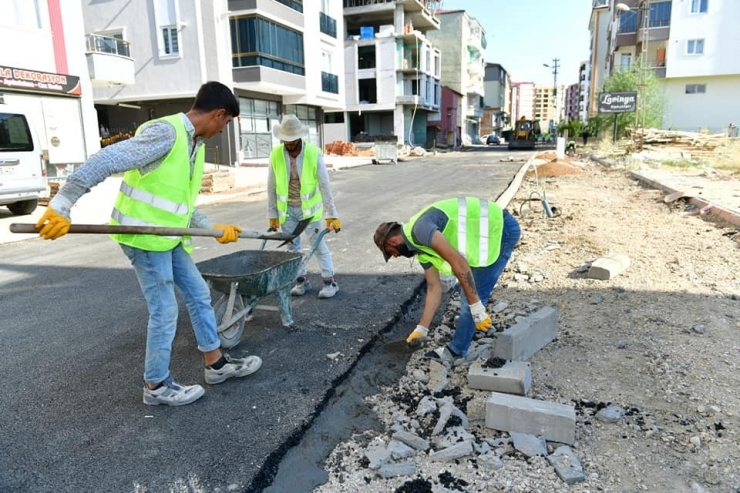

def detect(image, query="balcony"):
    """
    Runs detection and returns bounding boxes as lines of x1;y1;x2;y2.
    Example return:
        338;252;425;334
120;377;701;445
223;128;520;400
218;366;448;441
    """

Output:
85;34;135;86
319;12;337;38
321;71;339;93
343;1;440;30
467;105;484;119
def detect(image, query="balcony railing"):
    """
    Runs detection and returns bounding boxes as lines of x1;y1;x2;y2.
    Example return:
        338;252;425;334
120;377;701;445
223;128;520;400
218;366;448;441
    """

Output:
85;34;131;58
321;71;339;94
319;12;337;38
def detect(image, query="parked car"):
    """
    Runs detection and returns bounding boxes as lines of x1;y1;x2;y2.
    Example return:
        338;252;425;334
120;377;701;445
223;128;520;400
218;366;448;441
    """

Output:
0;104;49;215
486;134;500;146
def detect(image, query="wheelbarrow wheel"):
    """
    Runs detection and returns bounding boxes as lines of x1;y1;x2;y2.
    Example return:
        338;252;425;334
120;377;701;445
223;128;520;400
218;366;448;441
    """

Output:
213;293;247;349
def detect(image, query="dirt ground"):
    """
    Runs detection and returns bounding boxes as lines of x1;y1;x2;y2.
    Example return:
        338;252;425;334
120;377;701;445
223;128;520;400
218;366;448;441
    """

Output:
311;156;740;492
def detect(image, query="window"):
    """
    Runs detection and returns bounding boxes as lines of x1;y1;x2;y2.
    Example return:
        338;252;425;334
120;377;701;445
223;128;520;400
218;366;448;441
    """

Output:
230;16;305;75
687;39;705;55
691;0;708;13
620;53;632;70
0;113;34;152
161;26;179;55
275;0;302;12
618;10;638;34
685;84;706;94
648;1;672;27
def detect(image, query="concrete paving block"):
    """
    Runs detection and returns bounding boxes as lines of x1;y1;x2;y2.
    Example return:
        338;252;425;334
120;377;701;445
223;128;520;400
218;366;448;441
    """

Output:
467;360;531;395
587;254;631;280
485;392;576;445
493;307;558;361
392;430;430;451
429;440;474;462
377;460;416;478
547;446;586;484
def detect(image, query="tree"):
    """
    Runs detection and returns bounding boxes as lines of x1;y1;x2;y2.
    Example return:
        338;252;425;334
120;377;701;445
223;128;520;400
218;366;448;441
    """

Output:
590;61;666;138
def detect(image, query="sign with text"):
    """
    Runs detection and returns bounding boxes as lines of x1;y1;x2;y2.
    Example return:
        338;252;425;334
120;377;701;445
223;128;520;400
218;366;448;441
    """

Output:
597;92;637;114
0;66;81;97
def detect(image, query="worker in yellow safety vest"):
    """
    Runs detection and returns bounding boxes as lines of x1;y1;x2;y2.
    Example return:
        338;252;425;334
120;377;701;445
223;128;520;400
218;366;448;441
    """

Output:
268;114;341;299
374;197;521;364
35;82;262;406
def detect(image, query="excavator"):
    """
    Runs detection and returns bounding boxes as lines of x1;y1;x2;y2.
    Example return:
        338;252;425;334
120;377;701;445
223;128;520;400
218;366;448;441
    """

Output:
507;116;541;150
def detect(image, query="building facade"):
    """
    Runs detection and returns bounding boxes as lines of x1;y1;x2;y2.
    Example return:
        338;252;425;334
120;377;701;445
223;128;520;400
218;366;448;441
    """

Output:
510;81;535;123
566;83;580;122
587;0;611;118
1;0;100;177
330;0;441;147
606;0;740;133
482;63;511;137
578;60;590;121
427;9;486;145
83;0;345;165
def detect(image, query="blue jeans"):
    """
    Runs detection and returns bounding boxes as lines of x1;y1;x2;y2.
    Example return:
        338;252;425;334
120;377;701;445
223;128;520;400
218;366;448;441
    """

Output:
448;210;521;356
283;205;334;279
121;244;221;384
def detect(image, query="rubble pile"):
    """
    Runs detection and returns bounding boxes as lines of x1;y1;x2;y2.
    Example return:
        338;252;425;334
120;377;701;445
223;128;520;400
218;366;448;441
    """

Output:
634;128;728;151
325;141;361;156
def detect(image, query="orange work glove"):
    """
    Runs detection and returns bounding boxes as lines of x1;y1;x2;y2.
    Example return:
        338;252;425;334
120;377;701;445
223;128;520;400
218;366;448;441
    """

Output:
269;218;280;231
35;207;71;240
325;218;341;232
470;300;492;331
213;223;242;244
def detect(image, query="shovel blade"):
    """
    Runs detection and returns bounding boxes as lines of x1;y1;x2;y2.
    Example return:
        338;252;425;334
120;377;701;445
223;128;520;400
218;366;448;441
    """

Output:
383;336;428;353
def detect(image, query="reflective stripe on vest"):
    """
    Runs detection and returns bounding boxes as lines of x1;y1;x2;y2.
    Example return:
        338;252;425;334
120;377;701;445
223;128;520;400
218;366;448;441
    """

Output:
270;142;323;223
403;197;504;275
109;113;203;252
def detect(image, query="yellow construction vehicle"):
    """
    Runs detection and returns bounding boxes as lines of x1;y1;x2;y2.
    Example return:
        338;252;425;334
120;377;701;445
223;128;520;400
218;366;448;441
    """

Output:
507;116;540;150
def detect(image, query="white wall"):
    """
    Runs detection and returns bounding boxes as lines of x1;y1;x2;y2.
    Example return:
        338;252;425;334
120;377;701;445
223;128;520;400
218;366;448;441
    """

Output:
667;0;740;78
83;0;206;102
661;75;740;133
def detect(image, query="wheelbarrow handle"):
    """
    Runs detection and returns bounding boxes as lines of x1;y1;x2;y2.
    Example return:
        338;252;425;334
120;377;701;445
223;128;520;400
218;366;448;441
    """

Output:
9;223;303;242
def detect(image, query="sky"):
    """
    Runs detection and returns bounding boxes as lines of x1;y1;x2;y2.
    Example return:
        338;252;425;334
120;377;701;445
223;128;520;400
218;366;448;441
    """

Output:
437;0;592;87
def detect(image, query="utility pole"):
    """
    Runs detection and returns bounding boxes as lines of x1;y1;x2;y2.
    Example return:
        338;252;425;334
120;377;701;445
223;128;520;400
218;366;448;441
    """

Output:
544;58;561;127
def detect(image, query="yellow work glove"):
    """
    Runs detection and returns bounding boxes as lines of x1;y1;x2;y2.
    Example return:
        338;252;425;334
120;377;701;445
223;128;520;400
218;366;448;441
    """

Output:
213;223;242;244
269;218;280;231
35;207;71;240
326;218;341;232
469;300;492;332
405;325;429;347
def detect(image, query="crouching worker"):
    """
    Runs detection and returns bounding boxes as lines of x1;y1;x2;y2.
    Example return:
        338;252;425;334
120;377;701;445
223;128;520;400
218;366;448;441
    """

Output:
35;81;262;406
373;197;521;364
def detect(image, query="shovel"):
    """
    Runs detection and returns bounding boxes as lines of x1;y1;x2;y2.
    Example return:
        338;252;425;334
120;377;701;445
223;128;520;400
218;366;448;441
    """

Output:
382;335;428;353
10;217;312;244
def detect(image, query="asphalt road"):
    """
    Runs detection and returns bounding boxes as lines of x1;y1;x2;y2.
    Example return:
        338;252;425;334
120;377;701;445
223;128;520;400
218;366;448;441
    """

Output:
0;145;533;493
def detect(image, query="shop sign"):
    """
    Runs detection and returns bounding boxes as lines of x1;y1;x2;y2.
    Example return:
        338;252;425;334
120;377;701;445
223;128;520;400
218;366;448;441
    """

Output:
0;65;81;97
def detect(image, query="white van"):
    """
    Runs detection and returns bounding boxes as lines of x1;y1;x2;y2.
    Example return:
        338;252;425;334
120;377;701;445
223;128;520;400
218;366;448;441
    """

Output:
0;104;49;215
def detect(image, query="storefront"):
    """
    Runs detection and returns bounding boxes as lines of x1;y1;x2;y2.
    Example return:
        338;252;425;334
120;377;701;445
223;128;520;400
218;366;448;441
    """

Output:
0;65;90;177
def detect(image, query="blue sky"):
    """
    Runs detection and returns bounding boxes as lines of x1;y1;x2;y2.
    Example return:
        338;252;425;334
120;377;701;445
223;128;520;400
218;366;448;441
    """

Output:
438;0;592;87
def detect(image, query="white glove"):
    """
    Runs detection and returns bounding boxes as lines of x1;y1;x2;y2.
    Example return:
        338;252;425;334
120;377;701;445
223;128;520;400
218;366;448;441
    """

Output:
470;301;492;331
406;325;429;346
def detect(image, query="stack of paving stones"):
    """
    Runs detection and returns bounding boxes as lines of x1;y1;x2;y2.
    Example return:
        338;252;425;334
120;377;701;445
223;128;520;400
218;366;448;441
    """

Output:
200;169;235;194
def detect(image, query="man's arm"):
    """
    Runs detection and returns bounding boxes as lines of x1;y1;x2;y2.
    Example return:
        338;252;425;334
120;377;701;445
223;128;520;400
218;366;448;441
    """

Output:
419;266;443;328
50;122;176;219
266;155;278;220
428;230;480;305
316;154;339;217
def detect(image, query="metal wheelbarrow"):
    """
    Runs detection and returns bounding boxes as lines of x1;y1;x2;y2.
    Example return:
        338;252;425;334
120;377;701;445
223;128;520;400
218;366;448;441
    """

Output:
196;228;330;348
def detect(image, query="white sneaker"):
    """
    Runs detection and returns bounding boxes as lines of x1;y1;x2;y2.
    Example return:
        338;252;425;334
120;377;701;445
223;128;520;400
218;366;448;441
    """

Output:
205;353;263;384
291;278;311;296
143;377;205;406
318;281;339;299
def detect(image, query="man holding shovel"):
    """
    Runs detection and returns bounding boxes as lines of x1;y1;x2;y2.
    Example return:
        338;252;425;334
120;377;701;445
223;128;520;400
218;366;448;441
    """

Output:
373;197;521;364
34;81;262;406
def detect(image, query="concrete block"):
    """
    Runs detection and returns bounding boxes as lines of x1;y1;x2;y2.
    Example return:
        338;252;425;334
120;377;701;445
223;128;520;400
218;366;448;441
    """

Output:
392;430;429;451
377;460;416;478
429;440;474;462
485;392;576;445
587;254;631;280
547;446;586;484
468;360;531;395
493;307;558;361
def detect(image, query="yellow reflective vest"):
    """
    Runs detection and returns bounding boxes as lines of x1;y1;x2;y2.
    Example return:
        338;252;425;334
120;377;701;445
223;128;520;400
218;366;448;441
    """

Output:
403;197;504;275
109;114;204;253
270;142;323;223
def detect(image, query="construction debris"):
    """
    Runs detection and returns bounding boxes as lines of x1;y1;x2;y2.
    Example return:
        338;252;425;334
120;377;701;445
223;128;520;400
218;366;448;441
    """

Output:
633;128;729;150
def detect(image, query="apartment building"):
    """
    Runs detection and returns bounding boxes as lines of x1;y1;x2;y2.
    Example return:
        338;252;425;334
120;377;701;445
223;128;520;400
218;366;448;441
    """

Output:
482;63;511;137
566;83;580;122
578;60;590;121
510;82;535;122
533;85;566;132
329;0;441;147
0;0;99;177
83;0;345;165
427;10;486;144
587;0;611;118
607;0;740;133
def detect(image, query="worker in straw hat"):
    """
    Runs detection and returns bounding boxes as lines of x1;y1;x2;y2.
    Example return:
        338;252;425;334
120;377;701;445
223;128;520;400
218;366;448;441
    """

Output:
268;114;341;298
373;197;521;364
